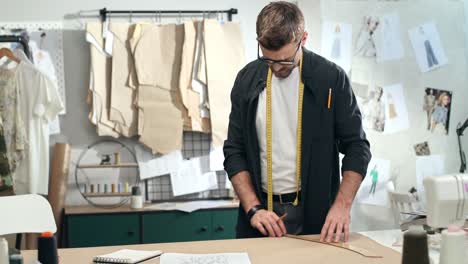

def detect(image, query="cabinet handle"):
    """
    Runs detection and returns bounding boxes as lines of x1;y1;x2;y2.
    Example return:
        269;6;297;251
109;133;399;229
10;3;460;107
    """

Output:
200;226;208;232
127;231;135;236
215;225;225;232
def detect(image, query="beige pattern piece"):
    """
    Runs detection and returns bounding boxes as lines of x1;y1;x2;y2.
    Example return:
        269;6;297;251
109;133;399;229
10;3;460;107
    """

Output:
204;20;246;146
133;24;185;154
108;22;138;137
86;22;119;138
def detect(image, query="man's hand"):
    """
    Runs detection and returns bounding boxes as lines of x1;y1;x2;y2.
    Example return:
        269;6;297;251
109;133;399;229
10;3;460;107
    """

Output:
250;209;287;237
319;197;351;243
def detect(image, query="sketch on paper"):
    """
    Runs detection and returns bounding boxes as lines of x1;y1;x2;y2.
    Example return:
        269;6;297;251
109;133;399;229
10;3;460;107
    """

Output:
423;88;452;135
416;155;445;208
321;21;352;72
414;142;431;156
160;253;251;264
355;15;380;57
383;84;409;134
355;158;391;206
409;23;448;72
356;84;386;132
374;13;404;62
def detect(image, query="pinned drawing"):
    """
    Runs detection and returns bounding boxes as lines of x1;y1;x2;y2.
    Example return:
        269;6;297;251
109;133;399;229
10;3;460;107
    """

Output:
355;15;380;57
409;23;448;72
424;88;452;135
358;85;386;132
321;21;352;72
414;142;430;156
355;158;391;206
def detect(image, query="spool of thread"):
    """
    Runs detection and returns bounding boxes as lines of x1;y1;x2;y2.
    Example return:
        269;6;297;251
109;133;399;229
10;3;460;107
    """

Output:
83;183;87;193
118;183;122;193
111;183;116;193
131;186;143;209
104;184;108;193
125;182;129;193
90;184;95;193
401;226;430;264
97;183;101;193
38;232;58;264
0;237;9;264
440;225;465;264
114;152;121;165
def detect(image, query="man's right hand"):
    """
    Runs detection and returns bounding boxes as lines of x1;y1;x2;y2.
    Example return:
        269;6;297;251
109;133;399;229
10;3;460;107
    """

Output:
250;209;287;237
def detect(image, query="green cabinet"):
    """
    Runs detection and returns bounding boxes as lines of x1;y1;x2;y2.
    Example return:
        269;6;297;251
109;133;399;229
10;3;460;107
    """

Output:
67;214;140;248
142;208;238;243
65;207;238;248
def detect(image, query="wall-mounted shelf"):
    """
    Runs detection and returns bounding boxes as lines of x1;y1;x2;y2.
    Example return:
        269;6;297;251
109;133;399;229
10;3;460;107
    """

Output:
77;163;138;169
83;192;132;198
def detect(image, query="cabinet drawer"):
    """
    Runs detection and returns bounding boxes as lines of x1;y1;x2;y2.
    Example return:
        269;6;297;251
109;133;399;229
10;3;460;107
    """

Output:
67;214;140;248
143;211;212;243
211;209;238;240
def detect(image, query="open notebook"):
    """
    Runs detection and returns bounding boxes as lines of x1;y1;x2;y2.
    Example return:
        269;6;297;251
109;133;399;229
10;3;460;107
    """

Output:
93;249;163;263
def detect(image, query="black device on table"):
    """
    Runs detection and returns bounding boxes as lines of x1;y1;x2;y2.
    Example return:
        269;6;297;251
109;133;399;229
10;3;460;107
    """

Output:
456;118;468;173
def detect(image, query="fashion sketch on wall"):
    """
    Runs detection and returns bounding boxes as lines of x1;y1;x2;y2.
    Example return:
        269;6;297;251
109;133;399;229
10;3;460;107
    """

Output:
373;13;404;62
355;15;380;57
355;158;391;206
424;88;452;135
409;22;448;72
359;85;386;132
321;21;352;73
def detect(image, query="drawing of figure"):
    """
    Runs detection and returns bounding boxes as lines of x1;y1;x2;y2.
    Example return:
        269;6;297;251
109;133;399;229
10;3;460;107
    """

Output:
423;88;436;130
331;24;341;59
362;86;385;132
387;93;397;119
355;16;380;57
431;92;451;134
419;27;439;68
369;165;378;195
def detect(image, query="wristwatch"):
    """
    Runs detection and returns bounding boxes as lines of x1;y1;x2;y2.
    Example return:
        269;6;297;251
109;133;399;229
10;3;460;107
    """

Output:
247;204;265;221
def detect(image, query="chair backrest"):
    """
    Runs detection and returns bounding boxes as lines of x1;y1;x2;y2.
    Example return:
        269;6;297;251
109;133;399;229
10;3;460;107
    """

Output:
386;183;420;225
0;194;57;236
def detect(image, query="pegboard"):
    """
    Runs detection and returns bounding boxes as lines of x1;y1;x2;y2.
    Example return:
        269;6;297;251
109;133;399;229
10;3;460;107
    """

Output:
144;132;232;202
0;22;67;114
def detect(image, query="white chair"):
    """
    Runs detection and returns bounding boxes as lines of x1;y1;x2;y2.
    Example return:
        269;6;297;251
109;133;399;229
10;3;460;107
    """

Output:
386;182;421;226
0;194;57;236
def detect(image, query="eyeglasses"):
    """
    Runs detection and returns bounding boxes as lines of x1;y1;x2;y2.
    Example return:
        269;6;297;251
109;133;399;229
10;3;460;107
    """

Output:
258;40;302;66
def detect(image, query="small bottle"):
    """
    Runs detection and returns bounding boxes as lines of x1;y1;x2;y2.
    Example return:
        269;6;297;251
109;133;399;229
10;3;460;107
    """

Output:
0;237;9;264
131;186;143;209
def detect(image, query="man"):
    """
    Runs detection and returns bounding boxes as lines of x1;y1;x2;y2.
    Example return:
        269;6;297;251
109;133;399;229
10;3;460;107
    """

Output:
223;2;371;243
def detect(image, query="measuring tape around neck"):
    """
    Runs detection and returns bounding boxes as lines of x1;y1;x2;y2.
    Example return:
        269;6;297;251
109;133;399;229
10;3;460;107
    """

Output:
266;53;304;211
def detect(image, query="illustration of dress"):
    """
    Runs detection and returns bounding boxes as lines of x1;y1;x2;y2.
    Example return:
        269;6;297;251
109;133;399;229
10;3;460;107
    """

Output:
387;94;397;119
331;35;341;59
369;166;378;195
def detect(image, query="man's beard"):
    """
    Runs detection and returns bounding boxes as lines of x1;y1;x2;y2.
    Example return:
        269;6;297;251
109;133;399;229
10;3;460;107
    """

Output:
272;66;295;79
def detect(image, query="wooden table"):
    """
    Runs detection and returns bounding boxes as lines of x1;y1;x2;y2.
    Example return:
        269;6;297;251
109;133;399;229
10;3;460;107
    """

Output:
22;232;401;264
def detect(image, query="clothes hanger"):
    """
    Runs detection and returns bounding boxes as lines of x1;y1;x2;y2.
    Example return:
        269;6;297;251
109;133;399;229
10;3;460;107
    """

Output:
0;47;20;64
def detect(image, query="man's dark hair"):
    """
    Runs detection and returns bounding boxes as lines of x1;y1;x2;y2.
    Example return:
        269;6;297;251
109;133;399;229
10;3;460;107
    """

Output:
256;1;305;51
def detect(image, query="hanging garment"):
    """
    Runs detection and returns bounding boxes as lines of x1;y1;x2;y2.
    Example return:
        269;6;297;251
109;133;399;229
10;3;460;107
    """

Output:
330;36;341;59
424;40;438;68
13;61;64;194
0;67;27;193
108;22;138;137
86;22;119;138
204;19;246;147
133;24;185;154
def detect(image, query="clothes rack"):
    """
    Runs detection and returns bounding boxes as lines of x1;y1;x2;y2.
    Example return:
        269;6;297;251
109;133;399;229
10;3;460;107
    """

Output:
98;8;238;22
0;35;32;59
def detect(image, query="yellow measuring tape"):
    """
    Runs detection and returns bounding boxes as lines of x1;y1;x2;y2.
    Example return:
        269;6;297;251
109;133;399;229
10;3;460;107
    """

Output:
266;53;304;211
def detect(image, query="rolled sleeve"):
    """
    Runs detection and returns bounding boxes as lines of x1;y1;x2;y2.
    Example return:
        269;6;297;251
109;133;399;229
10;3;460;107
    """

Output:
334;67;372;178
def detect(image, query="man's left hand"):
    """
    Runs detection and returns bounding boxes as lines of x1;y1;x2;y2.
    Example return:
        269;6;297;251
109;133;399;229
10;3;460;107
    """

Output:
319;197;351;243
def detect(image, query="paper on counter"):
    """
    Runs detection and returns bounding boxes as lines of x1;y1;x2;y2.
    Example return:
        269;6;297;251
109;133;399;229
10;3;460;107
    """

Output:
135;144;183;180
416;155;445;208
209;146;225;172
170;155;218;196
321;21;352;73
408;22;448;73
160;253;251;264
146;200;236;213
383;84;409;134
